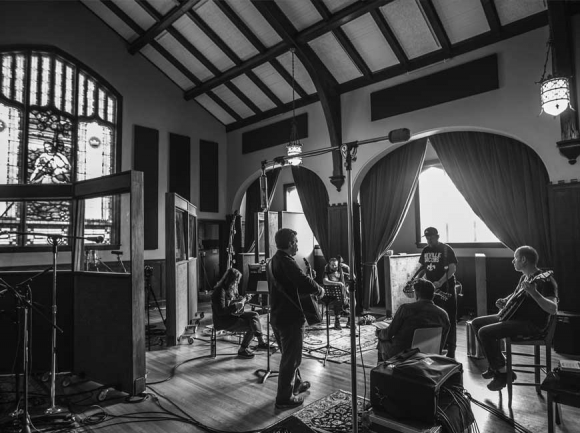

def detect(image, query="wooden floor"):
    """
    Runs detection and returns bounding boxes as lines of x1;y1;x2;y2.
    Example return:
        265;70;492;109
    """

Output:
8;304;580;433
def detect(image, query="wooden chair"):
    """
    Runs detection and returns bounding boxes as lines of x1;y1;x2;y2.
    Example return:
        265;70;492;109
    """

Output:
411;327;443;355
505;314;558;407
207;325;244;358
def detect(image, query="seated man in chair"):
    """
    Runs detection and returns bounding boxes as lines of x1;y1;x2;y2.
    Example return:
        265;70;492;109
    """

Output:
470;246;558;391
323;257;351;330
376;279;450;363
211;267;271;359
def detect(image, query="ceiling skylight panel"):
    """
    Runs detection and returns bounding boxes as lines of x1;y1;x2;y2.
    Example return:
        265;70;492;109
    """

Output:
147;0;176;16
380;0;440;59
321;0;358;14
275;0;322;31
494;0;546;26
252;63;294;104
111;0;155;30
195;93;236;124
213;84;255;118
431;0;489;43
225;0;282;48
342;14;399;72
196;0;259;61
156;32;213;82
275;52;316;95
173;16;235;72
231;75;277;112
80;0;139;42
308;33;362;84
141;45;195;90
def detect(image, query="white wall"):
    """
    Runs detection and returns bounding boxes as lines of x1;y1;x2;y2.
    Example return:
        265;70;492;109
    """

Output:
0;0;227;266
227;22;580;259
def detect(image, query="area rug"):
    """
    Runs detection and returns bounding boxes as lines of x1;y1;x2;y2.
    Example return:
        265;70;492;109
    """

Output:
261;390;370;433
303;322;378;364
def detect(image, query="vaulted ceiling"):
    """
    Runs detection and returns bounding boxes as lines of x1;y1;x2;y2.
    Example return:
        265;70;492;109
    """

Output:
81;0;550;132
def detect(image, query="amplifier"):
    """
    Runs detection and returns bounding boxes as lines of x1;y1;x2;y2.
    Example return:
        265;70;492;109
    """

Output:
553;311;580;355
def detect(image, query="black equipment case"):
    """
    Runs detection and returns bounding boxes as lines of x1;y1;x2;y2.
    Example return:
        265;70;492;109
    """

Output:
370;349;463;424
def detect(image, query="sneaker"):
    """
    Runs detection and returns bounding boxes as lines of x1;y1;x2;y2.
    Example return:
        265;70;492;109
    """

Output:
334;321;342;330
275;395;304;410
481;368;496;379
237;348;255;359
487;371;517;391
293;381;311;395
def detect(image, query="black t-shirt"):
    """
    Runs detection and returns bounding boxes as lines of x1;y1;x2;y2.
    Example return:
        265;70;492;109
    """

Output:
511;271;558;331
419;242;458;291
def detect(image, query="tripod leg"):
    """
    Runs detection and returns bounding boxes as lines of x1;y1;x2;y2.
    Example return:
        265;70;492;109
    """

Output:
148;284;166;326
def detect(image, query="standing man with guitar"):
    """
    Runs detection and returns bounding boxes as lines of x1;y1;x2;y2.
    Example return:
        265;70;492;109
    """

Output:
269;228;324;409
413;227;458;358
471;246;558;391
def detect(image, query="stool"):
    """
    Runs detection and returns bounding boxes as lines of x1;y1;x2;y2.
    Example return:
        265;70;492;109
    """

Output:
207;325;244;358
505;314;558;407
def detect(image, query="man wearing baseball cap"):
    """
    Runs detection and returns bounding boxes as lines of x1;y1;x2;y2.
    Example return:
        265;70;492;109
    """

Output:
411;227;458;358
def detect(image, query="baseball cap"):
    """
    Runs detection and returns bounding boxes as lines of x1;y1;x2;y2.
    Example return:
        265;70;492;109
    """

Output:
423;227;439;237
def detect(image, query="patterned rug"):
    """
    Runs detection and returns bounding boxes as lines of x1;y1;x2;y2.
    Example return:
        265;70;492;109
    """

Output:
303;321;378;364
262;390;370;433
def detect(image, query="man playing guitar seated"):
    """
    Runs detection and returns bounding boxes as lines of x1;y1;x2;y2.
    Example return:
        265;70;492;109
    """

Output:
211;267;272;359
470;246;558;391
323;257;350;330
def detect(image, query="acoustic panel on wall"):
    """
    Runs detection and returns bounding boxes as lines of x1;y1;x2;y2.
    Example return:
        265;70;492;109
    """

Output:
133;125;158;250
242;113;308;154
199;140;219;212
169;133;191;201
371;54;499;121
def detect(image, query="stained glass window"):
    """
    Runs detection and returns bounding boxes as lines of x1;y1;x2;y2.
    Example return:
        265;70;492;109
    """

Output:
0;48;120;249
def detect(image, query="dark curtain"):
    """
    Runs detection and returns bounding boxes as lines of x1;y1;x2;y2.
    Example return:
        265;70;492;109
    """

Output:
291;166;331;260
360;138;428;308
429;131;552;266
244;168;280;252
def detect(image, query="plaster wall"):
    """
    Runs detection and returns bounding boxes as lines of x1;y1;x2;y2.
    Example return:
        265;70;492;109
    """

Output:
0;0;227;266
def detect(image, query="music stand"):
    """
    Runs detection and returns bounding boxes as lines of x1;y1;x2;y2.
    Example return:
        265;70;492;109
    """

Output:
248;278;278;383
311;284;349;366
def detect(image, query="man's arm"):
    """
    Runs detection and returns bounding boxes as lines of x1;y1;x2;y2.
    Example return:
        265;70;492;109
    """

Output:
385;304;407;340
522;280;558;315
284;256;324;297
433;263;456;289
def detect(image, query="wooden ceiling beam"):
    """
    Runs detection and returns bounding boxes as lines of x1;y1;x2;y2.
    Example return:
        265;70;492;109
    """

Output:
102;0;143;34
225;82;262;115
370;9;409;68
128;0;201;54
151;41;201;86
418;0;452;58
251;0;344;191
480;0;502;37
207;90;242;122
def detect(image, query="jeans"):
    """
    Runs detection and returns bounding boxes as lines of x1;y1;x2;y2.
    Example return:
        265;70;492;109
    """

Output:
272;322;304;403
223;311;262;348
434;293;457;353
471;314;541;370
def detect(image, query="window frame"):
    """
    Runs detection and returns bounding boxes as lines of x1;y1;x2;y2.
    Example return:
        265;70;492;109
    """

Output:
0;45;123;252
414;160;505;249
283;182;297;212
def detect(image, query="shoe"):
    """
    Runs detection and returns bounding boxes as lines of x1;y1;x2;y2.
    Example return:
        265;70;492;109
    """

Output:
237;348;255;359
255;342;275;350
334;321;342;330
275;395;304;409
293;381;311;395
487;371;517;391
481;368;496;379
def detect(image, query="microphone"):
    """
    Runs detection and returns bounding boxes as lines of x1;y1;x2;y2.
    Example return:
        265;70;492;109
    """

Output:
15;267;53;287
85;236;104;243
388;128;411;144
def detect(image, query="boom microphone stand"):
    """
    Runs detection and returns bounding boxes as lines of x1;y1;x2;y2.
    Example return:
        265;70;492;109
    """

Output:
260;127;411;433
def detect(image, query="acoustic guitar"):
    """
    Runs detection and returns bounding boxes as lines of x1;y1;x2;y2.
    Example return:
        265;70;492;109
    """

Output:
299;258;323;326
498;270;554;321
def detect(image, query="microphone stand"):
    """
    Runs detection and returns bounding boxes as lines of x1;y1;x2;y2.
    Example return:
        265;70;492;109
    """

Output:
0;277;61;433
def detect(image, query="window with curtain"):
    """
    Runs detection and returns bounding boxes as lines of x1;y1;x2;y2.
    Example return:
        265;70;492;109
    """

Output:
417;166;500;245
0;48;120;248
284;183;303;212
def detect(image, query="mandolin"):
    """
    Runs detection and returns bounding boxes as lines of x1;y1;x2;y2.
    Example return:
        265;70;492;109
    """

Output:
299;258;323;326
498;270;554;321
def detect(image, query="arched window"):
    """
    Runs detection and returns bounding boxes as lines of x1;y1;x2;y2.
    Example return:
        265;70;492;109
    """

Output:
0;47;120;248
417;165;500;245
